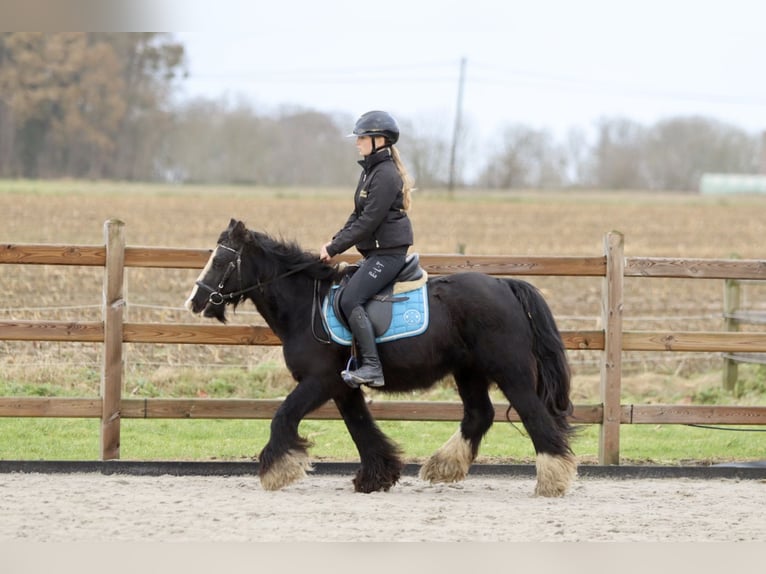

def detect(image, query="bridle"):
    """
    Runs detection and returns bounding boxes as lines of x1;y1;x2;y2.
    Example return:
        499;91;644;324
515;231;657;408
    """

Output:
195;242;333;344
195;243;316;306
194;244;250;306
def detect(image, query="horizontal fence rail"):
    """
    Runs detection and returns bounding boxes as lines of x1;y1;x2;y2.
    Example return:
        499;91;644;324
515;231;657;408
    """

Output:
2;220;766;464
3;398;765;426
6;243;766;278
3;322;766;353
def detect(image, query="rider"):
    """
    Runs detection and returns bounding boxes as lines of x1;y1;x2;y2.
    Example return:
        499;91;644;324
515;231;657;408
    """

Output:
319;110;414;388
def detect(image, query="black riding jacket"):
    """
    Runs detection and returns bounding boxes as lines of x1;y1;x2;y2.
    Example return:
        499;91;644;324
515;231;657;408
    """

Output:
326;148;414;258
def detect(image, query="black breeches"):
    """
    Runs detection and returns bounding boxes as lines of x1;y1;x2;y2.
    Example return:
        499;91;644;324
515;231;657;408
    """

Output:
339;253;406;320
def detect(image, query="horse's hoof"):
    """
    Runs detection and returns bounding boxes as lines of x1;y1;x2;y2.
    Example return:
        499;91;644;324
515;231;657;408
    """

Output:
352;476;384;493
419;429;473;483
419;457;468;483
534;452;577;497
259;449;313;491
352;462;402;493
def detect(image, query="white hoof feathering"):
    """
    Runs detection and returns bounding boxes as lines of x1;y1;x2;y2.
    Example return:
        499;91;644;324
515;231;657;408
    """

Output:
419;429;473;483
534;452;577;497
259;450;313;491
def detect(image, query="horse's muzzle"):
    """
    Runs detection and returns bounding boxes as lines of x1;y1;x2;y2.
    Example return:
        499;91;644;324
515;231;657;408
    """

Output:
184;291;206;314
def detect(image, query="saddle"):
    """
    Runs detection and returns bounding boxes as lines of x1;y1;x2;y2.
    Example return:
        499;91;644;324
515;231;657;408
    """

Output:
321;253;429;345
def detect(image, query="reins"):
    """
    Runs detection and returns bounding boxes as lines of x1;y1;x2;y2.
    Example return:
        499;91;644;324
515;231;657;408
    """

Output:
195;244;317;306
196;242;334;345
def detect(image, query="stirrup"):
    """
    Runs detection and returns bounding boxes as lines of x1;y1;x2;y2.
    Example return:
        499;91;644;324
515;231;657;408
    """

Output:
342;369;385;388
341;357;385;388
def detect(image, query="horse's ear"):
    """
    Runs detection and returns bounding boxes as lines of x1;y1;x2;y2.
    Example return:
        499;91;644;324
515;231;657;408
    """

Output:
227;218;237;230
230;219;248;243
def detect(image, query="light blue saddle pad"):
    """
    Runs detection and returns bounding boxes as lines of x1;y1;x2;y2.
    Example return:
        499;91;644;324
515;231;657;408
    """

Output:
321;283;429;346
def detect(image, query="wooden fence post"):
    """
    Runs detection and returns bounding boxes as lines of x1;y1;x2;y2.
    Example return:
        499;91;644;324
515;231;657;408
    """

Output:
599;231;624;465
723;278;740;391
101;219;125;460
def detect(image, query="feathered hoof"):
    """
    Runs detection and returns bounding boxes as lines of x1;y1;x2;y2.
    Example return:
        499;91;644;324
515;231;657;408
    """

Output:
418;429;473;483
353;466;401;493
419;456;469;484
259;449;313;491
534;452;577;497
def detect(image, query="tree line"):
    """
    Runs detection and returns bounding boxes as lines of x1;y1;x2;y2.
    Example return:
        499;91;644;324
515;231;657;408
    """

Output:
478;116;763;191
1;33;762;191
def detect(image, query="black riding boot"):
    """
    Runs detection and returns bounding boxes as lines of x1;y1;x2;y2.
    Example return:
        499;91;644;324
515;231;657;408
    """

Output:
342;306;385;388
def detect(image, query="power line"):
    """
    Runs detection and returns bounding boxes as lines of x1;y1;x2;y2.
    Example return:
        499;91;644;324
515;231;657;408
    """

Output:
185;62;766;110
467;62;766;108
188;59;460;81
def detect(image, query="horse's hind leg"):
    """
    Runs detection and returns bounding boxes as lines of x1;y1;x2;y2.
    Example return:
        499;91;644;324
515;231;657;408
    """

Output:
334;389;403;493
495;368;576;497
419;371;494;483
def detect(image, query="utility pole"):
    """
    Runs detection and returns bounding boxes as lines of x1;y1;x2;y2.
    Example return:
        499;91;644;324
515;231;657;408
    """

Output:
761;130;766;175
447;57;466;194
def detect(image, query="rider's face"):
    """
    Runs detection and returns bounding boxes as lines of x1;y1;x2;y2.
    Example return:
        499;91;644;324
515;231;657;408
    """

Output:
355;135;385;156
356;136;373;156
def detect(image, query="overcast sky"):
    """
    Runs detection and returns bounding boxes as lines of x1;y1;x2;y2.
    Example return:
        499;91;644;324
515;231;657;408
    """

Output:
169;0;765;144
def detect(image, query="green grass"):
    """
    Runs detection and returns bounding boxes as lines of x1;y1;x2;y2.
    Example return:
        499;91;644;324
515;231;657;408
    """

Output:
1;417;763;465
1;364;765;464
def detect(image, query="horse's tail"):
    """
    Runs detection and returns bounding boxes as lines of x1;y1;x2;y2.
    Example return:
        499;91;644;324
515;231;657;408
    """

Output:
505;279;574;436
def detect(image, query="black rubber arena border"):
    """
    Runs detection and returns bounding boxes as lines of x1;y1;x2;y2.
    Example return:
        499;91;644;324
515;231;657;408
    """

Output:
1;460;765;479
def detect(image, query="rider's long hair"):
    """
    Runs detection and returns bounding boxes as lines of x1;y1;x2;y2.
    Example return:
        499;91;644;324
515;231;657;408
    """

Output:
391;146;413;211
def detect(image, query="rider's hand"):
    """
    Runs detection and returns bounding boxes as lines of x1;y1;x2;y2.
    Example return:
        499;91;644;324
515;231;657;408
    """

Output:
319;243;332;262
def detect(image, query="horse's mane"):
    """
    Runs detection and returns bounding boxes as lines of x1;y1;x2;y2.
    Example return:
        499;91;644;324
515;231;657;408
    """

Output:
244;229;342;283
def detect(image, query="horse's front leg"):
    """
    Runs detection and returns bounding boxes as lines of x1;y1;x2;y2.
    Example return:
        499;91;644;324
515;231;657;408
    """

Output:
334;389;403;493
258;379;330;491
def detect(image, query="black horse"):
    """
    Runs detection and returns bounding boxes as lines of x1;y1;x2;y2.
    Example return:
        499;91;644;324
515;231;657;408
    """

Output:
185;219;577;496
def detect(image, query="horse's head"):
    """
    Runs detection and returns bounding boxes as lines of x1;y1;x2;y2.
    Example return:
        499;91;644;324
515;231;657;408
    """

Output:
186;218;338;323
185;218;252;323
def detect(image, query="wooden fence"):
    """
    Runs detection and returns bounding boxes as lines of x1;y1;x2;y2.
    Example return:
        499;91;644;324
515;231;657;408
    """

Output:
722;279;766;389
2;219;766;465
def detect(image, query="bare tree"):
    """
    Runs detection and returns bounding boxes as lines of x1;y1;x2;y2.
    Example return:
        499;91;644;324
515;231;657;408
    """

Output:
261;107;355;186
592;117;648;190
477;125;567;189
164;100;356;185
644;116;760;191
400;116;453;188
562;127;594;188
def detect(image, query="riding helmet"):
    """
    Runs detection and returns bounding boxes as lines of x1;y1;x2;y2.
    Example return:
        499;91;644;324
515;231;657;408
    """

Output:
350;110;400;144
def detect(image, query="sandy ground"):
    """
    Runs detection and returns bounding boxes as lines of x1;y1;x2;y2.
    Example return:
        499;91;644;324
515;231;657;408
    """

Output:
1;471;765;542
